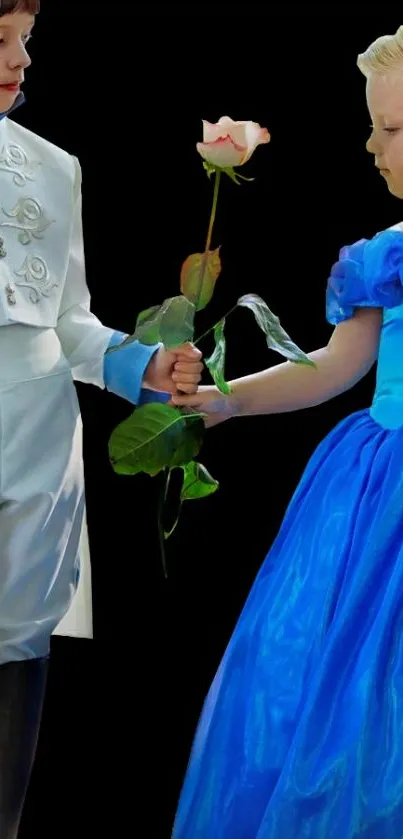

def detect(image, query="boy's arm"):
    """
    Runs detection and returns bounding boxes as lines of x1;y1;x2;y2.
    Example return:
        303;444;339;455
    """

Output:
55;156;161;402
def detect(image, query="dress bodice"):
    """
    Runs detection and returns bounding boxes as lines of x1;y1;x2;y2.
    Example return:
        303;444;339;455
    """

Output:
370;302;403;429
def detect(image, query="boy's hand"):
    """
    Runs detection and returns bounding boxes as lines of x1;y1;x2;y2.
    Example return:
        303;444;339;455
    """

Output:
144;343;203;394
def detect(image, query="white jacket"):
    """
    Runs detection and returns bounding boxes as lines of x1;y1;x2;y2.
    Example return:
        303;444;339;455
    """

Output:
0;115;115;387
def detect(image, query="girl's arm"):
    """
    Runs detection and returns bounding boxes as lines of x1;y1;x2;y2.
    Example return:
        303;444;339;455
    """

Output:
172;308;382;421
229;307;382;417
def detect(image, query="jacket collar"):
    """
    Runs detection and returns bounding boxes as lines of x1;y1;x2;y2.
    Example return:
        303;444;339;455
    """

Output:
0;91;25;122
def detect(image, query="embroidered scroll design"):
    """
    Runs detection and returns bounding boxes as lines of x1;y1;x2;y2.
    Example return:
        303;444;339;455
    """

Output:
14;255;58;303
0;197;54;245
0;143;40;187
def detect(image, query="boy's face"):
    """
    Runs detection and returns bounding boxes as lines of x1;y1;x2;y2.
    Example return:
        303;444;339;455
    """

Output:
0;12;34;114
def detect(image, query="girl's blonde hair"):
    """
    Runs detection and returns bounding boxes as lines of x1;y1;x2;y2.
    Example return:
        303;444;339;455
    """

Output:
357;25;403;76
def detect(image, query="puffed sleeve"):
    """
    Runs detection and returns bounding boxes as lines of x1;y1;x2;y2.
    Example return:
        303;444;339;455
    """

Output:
326;229;403;325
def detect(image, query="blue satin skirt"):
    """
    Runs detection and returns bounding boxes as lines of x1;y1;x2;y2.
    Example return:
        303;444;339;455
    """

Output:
172;409;403;838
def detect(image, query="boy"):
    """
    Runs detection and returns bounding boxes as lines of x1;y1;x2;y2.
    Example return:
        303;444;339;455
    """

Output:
0;2;202;836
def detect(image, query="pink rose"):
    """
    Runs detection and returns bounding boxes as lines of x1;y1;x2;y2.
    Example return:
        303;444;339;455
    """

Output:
196;116;270;169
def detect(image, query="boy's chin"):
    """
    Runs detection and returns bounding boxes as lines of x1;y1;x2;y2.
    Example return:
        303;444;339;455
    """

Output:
0;90;18;112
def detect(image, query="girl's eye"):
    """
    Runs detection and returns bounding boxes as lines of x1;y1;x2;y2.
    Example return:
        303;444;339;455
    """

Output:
369;124;399;135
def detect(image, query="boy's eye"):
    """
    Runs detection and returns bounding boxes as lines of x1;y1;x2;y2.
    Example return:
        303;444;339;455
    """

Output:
0;34;32;47
0;33;32;46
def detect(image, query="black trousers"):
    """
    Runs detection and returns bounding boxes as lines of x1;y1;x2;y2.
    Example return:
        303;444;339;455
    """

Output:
0;657;48;839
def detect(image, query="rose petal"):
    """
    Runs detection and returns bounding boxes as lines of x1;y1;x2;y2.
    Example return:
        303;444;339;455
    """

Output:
243;121;271;162
197;136;247;168
202;120;225;143
216;116;248;148
199;118;270;168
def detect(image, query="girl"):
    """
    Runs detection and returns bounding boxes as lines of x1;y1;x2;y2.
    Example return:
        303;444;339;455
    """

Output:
171;24;403;839
0;2;202;837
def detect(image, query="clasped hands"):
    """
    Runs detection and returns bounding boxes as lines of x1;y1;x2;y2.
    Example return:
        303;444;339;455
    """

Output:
147;344;231;428
144;343;203;395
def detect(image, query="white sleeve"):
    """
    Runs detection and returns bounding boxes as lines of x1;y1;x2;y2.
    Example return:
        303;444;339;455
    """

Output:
55;155;115;387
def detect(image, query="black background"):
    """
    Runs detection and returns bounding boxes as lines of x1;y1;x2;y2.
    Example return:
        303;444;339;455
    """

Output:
12;3;403;837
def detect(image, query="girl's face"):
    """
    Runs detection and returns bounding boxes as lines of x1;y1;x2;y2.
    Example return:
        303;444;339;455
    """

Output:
0;12;33;114
366;71;403;199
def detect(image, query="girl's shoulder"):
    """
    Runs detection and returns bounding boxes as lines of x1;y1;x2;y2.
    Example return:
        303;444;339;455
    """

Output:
387;221;403;232
326;224;403;325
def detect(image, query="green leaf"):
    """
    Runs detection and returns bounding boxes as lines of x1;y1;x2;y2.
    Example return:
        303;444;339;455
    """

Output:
180;248;222;312
205;318;232;394
108;403;204;477
222;166;241;185
237;293;316;367
133;295;196;349
180;461;219;500
104;333;139;355
202;162;254;186
203;160;217;179
160;295;196;348
235;172;255;183
222;166;255;185
132;304;163;345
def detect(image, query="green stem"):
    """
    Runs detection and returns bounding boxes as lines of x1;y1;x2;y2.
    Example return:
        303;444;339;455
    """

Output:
164;499;184;539
157;468;172;579
195;169;222;309
205;169;221;253
194;303;238;346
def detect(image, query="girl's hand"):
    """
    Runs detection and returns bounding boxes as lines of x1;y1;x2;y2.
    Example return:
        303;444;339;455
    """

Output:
171;385;236;428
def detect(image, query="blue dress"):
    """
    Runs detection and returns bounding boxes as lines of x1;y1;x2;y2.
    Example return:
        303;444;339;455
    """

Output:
172;229;403;838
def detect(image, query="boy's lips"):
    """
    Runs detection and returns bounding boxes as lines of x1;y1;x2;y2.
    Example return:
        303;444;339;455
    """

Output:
0;82;21;91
